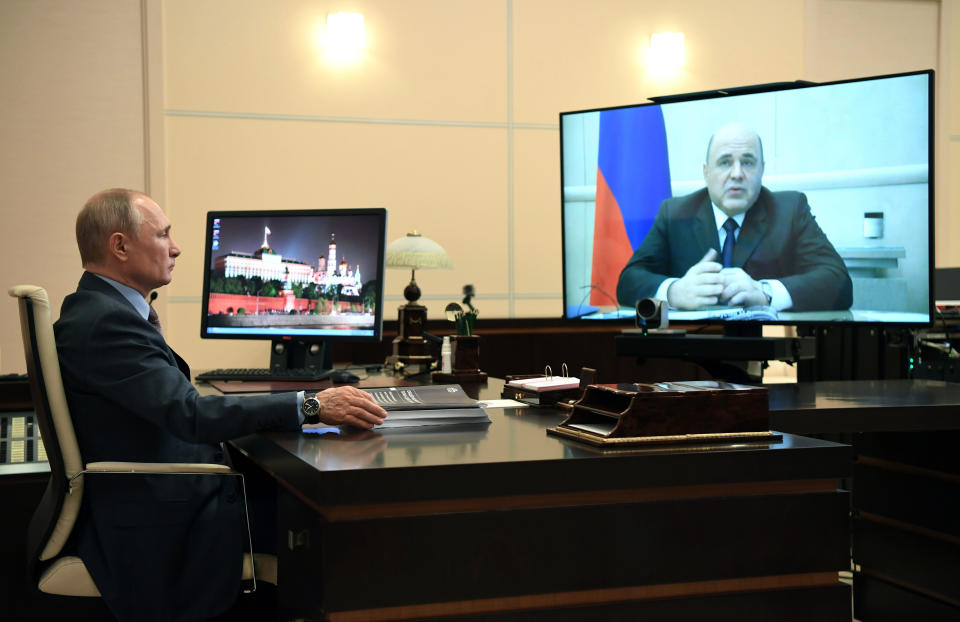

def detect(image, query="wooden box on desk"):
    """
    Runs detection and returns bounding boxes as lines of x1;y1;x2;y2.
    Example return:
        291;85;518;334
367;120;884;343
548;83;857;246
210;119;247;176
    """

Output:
548;381;773;447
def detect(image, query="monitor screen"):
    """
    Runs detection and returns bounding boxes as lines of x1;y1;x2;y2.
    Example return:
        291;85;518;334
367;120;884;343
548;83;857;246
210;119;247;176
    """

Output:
560;70;933;326
200;208;387;344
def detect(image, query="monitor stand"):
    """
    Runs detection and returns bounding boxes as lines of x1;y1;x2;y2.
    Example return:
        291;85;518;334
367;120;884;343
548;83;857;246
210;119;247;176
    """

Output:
724;323;762;338
615;323;816;384
269;338;331;372
708;324;763;383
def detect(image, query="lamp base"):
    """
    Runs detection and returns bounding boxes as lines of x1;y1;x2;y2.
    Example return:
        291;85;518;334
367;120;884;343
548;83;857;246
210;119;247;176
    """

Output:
391;301;432;367
403;280;421;305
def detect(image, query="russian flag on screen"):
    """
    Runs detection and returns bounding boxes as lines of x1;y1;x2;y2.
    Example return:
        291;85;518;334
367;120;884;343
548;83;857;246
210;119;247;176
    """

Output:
590;106;672;306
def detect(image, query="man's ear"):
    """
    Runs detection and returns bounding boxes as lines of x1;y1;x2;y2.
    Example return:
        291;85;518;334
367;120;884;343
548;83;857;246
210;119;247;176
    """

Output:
107;232;129;262
702;163;708;183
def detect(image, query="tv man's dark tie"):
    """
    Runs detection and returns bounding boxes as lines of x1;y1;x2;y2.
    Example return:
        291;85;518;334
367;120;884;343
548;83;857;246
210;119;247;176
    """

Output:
148;305;163;335
721;218;738;268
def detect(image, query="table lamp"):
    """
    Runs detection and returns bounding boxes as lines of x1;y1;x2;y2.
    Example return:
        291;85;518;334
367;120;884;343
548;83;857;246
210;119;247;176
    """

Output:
385;231;452;369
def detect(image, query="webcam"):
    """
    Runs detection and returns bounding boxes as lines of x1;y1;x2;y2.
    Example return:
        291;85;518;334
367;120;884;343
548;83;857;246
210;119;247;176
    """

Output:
635;298;668;329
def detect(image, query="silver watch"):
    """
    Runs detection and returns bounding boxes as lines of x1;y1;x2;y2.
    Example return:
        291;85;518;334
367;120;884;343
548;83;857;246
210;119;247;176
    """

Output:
760;280;773;305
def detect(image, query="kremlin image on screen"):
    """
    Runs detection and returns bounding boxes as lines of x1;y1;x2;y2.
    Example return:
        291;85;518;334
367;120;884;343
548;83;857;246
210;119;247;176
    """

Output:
204;213;382;336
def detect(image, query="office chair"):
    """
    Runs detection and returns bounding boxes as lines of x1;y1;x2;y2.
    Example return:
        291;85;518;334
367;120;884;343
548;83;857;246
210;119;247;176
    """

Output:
8;284;276;600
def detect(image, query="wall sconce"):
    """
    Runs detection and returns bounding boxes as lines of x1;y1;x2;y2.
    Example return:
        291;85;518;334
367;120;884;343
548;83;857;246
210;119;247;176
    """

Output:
647;32;685;75
323;12;366;63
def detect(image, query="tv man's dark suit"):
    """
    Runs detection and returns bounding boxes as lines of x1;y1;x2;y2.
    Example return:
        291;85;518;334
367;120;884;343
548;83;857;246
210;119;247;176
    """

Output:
616;187;852;311
54;272;300;622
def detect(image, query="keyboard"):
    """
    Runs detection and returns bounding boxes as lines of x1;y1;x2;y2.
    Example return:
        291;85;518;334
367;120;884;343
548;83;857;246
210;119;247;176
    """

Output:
194;367;333;382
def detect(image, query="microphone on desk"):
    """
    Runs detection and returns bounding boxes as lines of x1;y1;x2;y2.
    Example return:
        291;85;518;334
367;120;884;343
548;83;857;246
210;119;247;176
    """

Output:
146;291;163;334
583;282;620;309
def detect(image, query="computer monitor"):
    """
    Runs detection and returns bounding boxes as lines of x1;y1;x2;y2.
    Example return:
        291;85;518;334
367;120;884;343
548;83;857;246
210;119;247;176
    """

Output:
560;69;934;327
200;208;387;371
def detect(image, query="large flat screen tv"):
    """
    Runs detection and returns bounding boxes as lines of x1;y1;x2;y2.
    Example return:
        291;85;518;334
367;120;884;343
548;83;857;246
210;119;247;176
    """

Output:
560;69;933;326
200;208;387;369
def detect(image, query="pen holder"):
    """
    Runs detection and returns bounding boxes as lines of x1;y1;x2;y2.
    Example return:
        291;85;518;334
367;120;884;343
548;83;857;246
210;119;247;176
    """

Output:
431;334;487;384
451;335;480;372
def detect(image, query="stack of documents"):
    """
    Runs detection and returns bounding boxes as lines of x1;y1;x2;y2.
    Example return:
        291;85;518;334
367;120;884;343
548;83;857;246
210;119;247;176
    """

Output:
364;384;491;429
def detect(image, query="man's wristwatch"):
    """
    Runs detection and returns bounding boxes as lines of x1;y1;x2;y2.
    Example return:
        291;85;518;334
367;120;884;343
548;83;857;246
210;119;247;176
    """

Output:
760;280;773;306
302;392;322;425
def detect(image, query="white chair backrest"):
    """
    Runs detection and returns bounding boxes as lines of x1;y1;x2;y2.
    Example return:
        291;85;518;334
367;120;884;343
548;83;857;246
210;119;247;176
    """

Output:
8;285;85;560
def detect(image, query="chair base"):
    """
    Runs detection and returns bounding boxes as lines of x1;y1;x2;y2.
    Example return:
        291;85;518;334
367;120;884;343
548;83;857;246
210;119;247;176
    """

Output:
242;552;278;585
38;553;278;597
38;556;100;597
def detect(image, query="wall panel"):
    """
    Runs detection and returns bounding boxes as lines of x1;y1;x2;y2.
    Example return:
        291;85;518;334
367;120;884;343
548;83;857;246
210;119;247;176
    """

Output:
164;116;508;364
0;0;145;373
513;129;562;301
163;0;508;122
512;0;806;125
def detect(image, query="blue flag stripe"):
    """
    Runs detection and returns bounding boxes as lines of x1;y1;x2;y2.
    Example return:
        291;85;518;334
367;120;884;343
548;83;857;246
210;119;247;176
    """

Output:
597;106;673;250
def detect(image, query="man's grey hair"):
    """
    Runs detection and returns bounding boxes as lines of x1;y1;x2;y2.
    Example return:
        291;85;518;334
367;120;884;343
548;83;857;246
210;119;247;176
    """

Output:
705;128;765;164
76;188;144;266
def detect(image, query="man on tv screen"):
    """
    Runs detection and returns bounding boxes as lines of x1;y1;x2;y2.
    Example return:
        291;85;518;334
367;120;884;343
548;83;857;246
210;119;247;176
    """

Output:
616;122;852;312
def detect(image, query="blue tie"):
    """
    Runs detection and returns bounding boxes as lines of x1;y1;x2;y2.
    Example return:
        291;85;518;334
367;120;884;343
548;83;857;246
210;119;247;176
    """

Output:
721;218;738;268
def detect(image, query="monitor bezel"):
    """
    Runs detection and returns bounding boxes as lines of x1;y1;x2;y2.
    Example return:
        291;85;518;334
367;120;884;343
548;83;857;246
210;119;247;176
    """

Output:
199;207;388;343
558;68;935;328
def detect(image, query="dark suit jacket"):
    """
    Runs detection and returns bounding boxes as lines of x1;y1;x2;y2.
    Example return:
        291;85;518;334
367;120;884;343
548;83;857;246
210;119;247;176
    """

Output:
54;272;299;622
616;188;852;311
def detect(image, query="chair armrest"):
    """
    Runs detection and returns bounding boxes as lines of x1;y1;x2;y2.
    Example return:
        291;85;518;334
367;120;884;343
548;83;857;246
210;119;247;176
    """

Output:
76;461;264;590
84;461;233;474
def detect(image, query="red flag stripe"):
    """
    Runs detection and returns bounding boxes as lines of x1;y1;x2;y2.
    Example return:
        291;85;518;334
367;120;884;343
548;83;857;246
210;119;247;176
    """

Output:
590;169;634;306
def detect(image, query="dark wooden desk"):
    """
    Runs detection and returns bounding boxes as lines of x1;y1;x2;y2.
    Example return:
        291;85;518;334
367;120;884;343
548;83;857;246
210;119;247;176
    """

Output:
767;378;960;434
764;379;960;620
230;378;852;621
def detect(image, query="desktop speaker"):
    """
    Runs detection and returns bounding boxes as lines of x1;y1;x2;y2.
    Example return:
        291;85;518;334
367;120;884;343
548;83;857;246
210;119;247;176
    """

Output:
636;298;668;329
270;340;329;370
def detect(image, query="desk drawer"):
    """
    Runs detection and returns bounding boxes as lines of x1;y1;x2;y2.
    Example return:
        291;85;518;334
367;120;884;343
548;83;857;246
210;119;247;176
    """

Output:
278;487;849;619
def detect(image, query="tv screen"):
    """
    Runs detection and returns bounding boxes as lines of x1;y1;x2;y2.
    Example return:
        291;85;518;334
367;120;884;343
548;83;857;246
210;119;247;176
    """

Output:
560;70;933;326
200;208;387;341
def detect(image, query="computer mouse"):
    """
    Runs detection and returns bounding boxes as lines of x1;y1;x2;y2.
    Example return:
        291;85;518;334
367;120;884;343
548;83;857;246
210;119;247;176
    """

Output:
329;369;360;383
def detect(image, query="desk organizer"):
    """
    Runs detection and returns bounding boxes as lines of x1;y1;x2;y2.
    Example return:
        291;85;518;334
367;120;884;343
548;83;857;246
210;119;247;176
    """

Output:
547;381;777;447
431;335;488;384
502;367;596;408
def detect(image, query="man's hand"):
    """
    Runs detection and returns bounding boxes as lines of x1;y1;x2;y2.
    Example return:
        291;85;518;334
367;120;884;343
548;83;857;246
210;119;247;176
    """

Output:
718;268;768;307
667;249;724;310
315;386;387;429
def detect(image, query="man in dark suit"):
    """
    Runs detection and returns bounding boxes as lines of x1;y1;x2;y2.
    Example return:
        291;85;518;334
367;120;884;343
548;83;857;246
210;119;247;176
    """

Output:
54;188;387;622
616;123;852;312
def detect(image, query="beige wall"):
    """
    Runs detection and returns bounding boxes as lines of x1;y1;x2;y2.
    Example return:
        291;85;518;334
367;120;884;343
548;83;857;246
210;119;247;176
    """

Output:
1;0;953;372
0;0;148;373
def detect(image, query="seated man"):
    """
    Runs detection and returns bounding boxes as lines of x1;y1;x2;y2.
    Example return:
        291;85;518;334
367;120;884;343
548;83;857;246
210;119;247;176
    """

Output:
616;122;852;312
54;188;388;622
